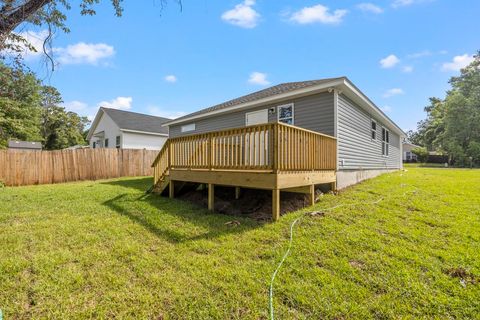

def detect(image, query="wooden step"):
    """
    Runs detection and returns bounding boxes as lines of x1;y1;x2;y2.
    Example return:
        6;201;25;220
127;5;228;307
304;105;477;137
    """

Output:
152;175;170;194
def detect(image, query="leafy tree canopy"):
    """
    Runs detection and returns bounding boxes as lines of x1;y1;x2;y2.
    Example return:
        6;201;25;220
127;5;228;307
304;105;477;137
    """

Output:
409;51;480;166
0;61;89;149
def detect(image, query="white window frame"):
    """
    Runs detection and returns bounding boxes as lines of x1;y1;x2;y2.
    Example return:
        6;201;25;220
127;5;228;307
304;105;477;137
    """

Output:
371;119;377;140
104;138;109;148
277;103;294;125
115;135;121;148
181;123;196;133
381;127;390;157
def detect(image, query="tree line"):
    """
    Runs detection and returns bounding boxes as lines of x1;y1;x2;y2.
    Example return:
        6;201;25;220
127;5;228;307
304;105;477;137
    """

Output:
407;52;480;166
0;62;89;149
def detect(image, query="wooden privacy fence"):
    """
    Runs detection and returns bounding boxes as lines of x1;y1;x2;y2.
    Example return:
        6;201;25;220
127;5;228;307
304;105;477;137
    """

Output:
0;148;158;187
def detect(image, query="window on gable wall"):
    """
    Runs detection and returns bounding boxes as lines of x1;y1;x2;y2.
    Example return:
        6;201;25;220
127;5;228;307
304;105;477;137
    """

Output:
382;127;390;156
104;138;109;148
277;103;294;125
371;120;377;140
116;136;121;148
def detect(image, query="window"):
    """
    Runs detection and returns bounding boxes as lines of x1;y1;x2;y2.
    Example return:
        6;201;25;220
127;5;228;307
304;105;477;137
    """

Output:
277;103;294;125
381;127;389;156
371;120;377;140
93;141;96;149
104;138;109;148
181;123;196;133
116;136;121;148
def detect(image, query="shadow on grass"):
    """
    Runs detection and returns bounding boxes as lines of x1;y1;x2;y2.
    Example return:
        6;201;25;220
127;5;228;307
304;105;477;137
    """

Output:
102;178;263;244
101;177;153;192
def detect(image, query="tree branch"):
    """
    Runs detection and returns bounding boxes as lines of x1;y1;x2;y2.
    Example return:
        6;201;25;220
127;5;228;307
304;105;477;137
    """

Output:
0;0;52;36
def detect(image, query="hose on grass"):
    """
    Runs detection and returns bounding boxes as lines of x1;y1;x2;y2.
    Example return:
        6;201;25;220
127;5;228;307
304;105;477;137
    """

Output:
268;198;384;320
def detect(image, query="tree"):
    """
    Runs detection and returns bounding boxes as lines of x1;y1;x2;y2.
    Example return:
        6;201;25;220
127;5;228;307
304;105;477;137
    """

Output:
0;61;43;147
411;147;428;163
408;51;480;166
0;61;89;149
40;86;89;150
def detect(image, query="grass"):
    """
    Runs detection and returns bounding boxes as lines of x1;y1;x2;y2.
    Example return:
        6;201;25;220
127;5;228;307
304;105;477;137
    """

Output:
1;168;479;319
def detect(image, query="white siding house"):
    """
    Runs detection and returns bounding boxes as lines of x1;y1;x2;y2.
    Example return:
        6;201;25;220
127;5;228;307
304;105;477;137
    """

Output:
87;108;169;150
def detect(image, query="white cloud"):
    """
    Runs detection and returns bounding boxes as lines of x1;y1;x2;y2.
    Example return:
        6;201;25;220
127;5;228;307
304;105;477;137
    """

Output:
63;100;89;112
4;30;49;59
441;54;474;72
357;3;384;14
221;0;260;29
164;75;177;83
383;88;404;98
381;105;393;113
380;54;400;68
402;65;414;73
98;96;132;110
289;4;348;25
4;30;115;66
248;72;270;85
392;0;433;8
54;42;115;65
147;106;187;119
392;0;414;7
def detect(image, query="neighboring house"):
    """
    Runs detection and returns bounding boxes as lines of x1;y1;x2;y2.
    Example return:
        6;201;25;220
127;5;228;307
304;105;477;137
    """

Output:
402;142;420;162
163;77;405;190
87;108;170;150
8;140;42;151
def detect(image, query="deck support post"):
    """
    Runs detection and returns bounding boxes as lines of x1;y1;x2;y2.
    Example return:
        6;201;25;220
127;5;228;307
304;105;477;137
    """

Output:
272;189;280;221
169;180;175;198
309;184;315;206
235;186;241;200
208;183;215;211
331;181;337;193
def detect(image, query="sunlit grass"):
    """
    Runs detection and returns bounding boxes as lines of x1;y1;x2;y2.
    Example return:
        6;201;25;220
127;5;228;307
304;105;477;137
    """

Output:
0;168;479;319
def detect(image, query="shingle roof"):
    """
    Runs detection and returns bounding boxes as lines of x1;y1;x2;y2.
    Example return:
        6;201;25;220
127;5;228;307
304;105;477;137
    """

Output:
8;140;42;149
102;108;170;135
167;77;345;124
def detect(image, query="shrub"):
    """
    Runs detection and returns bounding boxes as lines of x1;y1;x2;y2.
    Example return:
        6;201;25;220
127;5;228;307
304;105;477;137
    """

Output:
412;147;429;163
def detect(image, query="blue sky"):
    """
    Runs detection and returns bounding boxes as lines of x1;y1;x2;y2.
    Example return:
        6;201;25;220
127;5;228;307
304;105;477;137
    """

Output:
18;0;479;131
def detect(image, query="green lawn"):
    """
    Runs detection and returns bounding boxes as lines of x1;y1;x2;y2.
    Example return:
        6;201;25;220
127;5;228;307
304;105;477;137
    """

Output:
1;168;479;319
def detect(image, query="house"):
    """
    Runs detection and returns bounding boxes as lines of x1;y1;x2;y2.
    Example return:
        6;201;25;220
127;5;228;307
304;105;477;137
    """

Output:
152;77;405;220
8;140;42;151
87;108;170;150
402;142;420;162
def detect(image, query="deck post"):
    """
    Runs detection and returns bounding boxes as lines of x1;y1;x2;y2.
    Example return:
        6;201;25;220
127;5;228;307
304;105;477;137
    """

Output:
272;189;280;221
169;180;175;198
309;184;315;206
331;180;337;193
208;183;215;211
235;186;241;200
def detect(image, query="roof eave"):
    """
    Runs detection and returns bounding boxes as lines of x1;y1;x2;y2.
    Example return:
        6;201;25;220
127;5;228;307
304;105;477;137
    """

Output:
162;78;346;127
86;108;105;140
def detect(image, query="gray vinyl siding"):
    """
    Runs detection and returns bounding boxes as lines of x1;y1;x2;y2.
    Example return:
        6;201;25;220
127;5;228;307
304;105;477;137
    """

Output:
337;94;400;170
169;92;334;138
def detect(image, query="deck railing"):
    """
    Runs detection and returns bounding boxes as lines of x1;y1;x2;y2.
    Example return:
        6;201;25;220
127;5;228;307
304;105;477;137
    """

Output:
152;122;336;186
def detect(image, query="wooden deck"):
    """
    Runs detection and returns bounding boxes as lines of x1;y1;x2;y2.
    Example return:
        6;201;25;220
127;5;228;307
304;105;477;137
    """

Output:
152;122;337;221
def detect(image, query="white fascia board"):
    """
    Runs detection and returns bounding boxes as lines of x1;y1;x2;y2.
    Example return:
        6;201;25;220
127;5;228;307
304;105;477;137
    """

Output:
162;78;345;127
120;129;169;136
86;108;105;140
